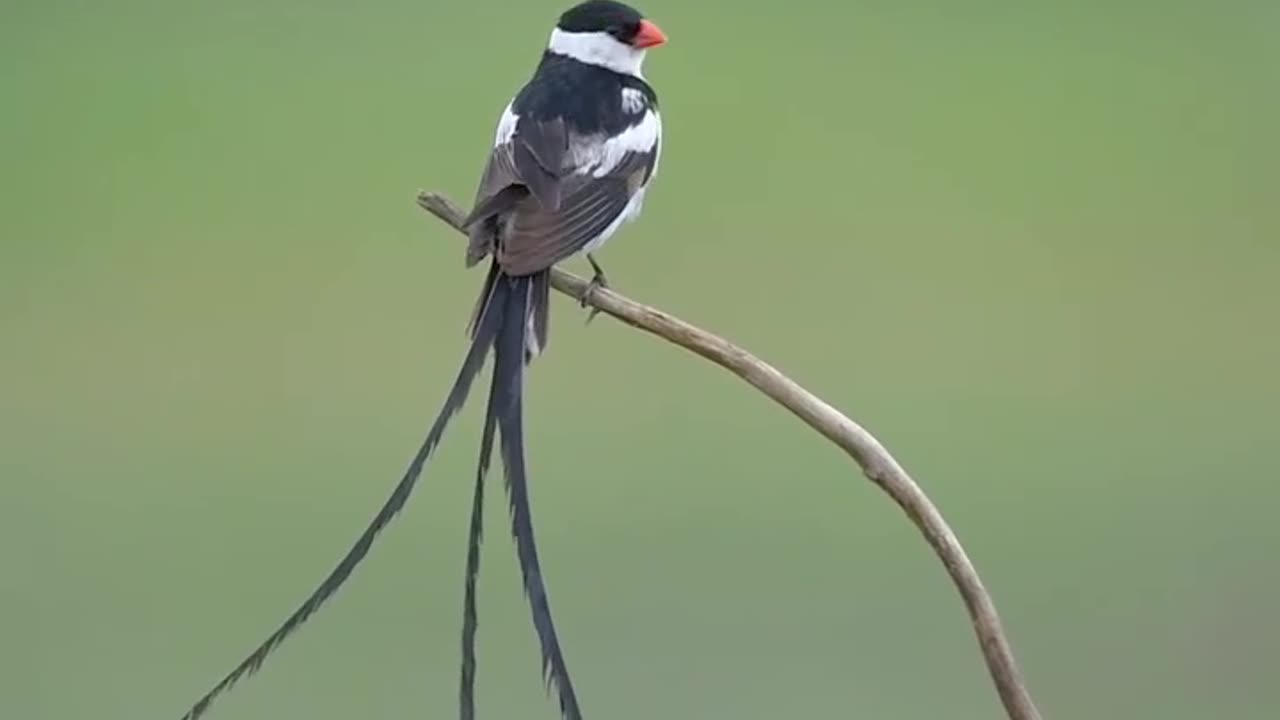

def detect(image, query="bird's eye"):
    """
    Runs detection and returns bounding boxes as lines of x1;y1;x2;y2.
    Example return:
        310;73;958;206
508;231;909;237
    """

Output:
607;22;640;43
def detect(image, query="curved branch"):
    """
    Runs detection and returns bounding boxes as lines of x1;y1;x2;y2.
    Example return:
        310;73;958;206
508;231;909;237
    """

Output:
415;190;1043;720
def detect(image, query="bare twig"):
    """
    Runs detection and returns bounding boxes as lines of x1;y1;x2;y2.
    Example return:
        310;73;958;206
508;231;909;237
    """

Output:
416;190;1043;720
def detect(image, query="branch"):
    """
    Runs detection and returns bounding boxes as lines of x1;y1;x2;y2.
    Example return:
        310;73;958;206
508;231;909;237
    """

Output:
416;190;1043;720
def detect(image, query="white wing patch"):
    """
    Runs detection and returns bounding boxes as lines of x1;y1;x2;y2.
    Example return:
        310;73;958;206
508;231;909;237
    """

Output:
494;101;518;146
620;87;647;114
589;110;661;178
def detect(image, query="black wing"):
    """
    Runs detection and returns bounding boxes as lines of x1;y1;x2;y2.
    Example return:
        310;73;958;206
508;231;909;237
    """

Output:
498;149;653;275
463;113;658;276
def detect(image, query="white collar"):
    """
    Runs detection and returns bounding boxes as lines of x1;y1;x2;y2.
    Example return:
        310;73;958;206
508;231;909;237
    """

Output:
547;27;647;78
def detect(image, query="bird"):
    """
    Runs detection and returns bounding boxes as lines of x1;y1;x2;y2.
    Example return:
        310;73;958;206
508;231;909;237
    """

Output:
174;3;665;720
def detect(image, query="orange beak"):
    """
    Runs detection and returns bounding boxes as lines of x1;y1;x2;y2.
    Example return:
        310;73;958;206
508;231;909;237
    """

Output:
632;19;667;49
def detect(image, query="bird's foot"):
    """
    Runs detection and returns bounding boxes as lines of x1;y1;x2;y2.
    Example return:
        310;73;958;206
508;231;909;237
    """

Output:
578;254;609;325
577;272;609;308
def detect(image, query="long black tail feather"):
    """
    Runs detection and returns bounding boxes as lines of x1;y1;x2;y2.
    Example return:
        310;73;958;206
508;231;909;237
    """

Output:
179;269;510;720
491;271;582;720
458;358;501;720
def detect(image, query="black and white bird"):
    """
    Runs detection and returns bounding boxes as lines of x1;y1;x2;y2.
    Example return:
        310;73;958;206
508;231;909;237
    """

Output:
175;3;665;720
463;0;665;341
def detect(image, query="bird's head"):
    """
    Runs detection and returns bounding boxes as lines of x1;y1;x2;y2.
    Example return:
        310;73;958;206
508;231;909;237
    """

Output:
548;1;667;77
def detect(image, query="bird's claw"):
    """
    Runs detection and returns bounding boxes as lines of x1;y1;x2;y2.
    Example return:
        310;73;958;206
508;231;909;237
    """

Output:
579;273;607;325
579;254;609;325
577;273;607;306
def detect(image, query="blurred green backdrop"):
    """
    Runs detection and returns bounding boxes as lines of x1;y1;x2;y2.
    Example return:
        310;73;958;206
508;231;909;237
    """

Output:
3;1;1277;718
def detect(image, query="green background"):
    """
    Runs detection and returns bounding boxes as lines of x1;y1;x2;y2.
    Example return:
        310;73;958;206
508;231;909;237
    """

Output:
3;1;1277;718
